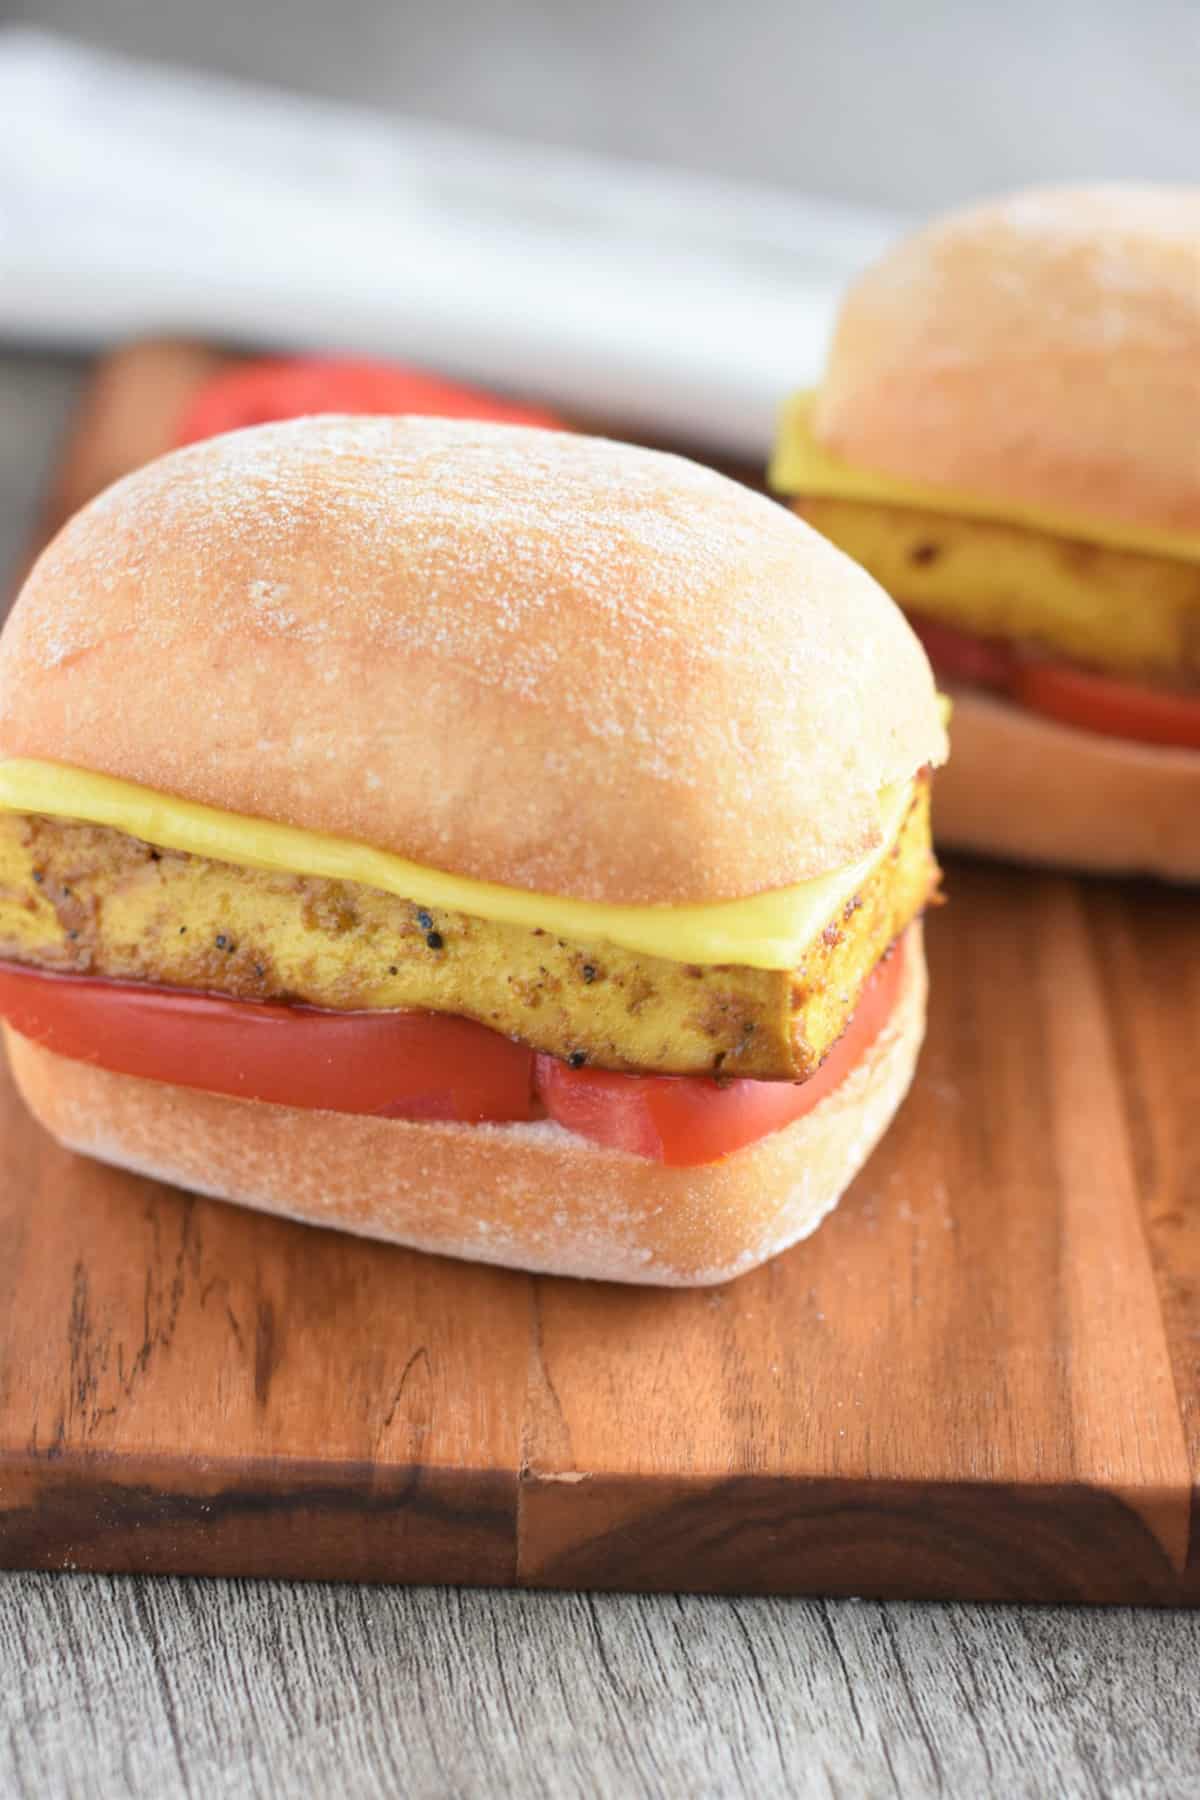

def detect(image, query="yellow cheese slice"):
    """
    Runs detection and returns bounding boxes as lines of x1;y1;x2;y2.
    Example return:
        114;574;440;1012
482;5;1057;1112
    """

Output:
0;758;910;973
770;391;1200;565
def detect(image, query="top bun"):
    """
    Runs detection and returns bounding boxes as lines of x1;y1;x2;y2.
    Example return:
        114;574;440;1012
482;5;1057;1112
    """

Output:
815;184;1200;535
0;417;944;905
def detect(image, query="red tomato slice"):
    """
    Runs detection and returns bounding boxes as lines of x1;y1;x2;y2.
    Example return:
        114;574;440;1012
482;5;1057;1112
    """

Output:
908;616;1018;691
911;612;1200;750
0;938;905;1160
0;963;536;1123
174;355;565;447
1012;661;1200;751
535;939;906;1167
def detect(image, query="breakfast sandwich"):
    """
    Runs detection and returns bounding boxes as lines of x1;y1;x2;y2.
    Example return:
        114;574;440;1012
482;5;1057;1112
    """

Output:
770;184;1199;880
0;418;946;1283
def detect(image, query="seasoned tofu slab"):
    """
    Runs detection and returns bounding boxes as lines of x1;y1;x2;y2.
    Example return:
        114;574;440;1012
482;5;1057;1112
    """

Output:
0;781;937;1079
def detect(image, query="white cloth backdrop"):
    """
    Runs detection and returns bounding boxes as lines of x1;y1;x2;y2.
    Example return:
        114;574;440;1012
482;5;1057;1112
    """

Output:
1;3;1194;454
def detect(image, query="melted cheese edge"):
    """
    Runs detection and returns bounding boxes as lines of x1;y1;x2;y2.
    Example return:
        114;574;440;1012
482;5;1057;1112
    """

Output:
0;758;911;973
770;391;1200;565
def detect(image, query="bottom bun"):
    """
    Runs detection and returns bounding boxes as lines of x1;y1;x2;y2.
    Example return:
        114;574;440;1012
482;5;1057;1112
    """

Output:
5;927;926;1287
933;684;1200;882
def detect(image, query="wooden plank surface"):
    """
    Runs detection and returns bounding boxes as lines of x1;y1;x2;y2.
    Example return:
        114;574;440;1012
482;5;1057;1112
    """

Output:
4;1570;1200;1800
1;343;1198;1604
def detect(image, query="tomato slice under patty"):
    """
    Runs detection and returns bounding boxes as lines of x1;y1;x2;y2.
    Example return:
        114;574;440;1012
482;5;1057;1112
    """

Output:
174;355;565;447
536;940;905;1166
0;938;906;1164
910;616;1200;750
908;618;1017;692
1012;661;1200;751
0;964;537;1124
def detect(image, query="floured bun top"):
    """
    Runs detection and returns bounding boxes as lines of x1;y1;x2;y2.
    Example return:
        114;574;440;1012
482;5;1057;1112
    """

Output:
0;416;945;904
815;184;1200;536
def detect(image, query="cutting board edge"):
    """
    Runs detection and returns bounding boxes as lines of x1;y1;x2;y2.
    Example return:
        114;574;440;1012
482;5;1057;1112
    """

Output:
517;1467;1199;1606
3;1449;1195;1601
0;1445;518;1587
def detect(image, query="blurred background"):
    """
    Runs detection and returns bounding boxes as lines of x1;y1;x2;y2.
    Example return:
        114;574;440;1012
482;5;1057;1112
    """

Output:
2;0;1198;583
9;0;1200;205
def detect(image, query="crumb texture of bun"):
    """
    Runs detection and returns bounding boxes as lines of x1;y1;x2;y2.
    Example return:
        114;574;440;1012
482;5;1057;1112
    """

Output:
934;685;1200;881
816;185;1200;535
0;418;944;904
6;928;926;1287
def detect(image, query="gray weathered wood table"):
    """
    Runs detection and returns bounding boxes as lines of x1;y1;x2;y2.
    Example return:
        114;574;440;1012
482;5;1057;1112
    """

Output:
1;352;1198;1800
3;1572;1199;1797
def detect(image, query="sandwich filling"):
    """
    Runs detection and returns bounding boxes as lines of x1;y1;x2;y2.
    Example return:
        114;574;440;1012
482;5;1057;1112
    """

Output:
772;394;1200;752
0;760;938;1165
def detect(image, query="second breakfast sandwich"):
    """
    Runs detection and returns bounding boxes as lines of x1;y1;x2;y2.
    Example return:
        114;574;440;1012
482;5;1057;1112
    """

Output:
770;184;1200;880
0;418;946;1285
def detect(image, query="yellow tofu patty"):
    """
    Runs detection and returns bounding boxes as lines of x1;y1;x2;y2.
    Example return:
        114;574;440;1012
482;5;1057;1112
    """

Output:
0;781;936;1079
793;496;1200;687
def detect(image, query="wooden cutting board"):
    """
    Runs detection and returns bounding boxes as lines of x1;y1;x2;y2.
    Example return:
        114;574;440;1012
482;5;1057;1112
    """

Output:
1;343;1197;1603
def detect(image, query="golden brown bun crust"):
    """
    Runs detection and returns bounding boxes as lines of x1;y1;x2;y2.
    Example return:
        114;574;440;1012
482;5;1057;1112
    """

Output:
934;685;1200;881
816;185;1200;535
5;927;927;1287
0;417;944;904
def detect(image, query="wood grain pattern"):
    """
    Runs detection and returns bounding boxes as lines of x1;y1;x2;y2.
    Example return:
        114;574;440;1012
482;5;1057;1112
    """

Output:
5;1574;1200;1800
1;344;1197;1603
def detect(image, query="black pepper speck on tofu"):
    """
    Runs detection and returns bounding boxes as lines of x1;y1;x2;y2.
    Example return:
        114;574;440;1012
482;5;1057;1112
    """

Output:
0;780;937;1077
